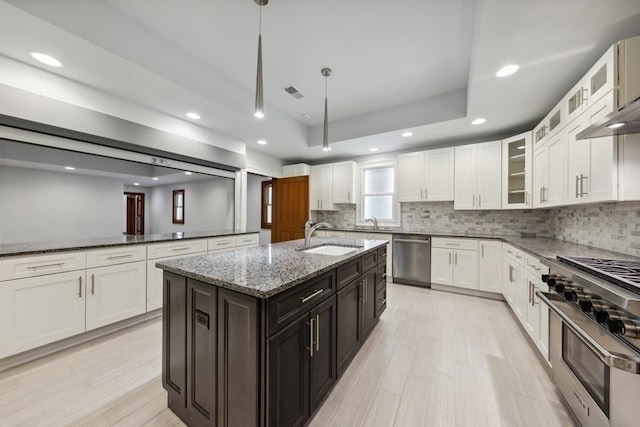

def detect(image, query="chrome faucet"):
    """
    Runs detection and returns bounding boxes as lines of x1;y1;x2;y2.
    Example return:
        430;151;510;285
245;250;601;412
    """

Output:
304;220;332;247
365;216;378;230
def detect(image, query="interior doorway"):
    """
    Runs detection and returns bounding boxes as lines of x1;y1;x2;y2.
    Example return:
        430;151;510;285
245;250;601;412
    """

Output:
271;175;309;243
125;192;145;235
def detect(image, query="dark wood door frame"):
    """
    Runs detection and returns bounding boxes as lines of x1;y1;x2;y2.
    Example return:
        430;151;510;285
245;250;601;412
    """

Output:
125;192;145;235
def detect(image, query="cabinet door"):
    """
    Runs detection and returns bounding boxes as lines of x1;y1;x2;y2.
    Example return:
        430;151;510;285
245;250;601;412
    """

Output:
502;132;532;209
424;148;455;201
512;263;525;320
162;272;187;416
476;141;502;209
452;249;478;290
332;161;356;203
268;314;310;427
454;145;477;209
478;241;502;293
309;165;322;210
86;261;146;330
0;271;86;358
585;95;617;203
361;268;377;340
533;146;549;208
309;296;337;414
397;152;425;202
537;282;550;361
565;115;589;205
523;271;540;340
546;133;565;206
431;248;453;286
336;279;362;375
318;164;334;210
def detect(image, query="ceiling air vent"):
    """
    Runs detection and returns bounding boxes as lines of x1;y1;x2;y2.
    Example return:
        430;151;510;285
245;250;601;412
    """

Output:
283;86;304;99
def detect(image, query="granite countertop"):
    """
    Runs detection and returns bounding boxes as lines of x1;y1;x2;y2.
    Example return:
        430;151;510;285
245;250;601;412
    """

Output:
0;230;259;258
157;237;388;299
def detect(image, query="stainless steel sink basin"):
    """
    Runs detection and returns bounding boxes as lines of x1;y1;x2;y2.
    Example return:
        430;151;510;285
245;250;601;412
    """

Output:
302;245;359;256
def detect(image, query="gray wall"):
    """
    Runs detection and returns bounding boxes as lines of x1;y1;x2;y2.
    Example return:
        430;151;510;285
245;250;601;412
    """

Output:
148;177;235;234
247;173;272;245
0;165;124;243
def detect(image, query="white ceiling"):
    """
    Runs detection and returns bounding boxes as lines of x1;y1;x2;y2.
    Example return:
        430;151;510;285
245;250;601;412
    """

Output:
1;0;640;164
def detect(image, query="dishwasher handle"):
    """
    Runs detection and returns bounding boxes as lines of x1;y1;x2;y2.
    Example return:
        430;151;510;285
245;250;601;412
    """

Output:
394;238;430;244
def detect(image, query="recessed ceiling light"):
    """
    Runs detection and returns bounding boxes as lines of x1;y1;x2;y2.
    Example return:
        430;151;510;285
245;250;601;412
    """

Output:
401;131;413;138
496;64;519;78
471;118;487;125
29;52;63;67
133;182;140;186
370;148;379;152
322;146;332;152
607;122;626;129
185;171;193;175
185;112;201;120
255;111;264;119
301;114;311;120
64;166;75;170
257;139;267;145
152;177;159;181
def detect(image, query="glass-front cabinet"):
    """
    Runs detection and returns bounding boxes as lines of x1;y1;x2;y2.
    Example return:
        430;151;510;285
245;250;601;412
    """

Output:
502;131;532;209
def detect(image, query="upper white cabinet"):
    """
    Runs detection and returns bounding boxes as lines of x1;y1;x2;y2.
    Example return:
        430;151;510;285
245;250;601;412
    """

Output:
454;141;502;210
332;161;357;204
502;131;532;209
533;131;565;208
310;164;333;210
397;148;454;202
533;104;563;150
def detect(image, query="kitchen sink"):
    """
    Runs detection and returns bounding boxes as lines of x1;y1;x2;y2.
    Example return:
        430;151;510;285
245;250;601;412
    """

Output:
302;245;360;256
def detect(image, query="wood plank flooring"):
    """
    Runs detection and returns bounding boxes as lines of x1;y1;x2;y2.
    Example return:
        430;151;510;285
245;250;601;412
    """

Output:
0;284;574;426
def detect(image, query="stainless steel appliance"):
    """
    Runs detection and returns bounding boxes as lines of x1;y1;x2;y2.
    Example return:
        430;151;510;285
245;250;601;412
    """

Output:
539;256;640;427
392;234;430;287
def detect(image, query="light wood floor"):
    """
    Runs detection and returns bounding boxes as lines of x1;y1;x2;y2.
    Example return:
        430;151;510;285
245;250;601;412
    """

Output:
0;284;575;427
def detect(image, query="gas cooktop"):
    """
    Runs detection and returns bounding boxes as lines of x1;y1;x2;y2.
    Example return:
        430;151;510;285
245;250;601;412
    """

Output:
558;256;640;294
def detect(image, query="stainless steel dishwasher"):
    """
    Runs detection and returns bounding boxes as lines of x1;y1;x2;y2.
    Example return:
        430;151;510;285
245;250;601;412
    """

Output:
393;234;431;287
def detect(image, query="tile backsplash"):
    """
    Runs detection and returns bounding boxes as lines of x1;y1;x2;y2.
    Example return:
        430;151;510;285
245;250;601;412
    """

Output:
314;201;640;256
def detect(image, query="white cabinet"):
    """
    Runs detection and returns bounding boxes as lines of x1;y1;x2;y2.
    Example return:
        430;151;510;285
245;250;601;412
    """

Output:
397;148;454;202
524;255;550;361
0;271;86;358
235;233;260;247
207;236;236;252
478;240;502;293
502;132;532;209
503;245;525;319
332;161;357;203
454;141;501;210
533;145;549;208
533;105;563;151
310;164;333;210
0;251;86;282
85;261;146;331
431;238;478;290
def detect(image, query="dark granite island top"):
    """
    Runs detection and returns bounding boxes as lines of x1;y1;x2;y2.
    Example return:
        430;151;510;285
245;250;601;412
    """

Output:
156;237;389;298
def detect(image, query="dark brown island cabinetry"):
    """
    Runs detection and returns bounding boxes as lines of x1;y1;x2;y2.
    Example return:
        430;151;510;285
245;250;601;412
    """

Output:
161;244;387;427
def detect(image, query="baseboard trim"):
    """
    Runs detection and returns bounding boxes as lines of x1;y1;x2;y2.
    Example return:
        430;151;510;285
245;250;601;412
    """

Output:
430;283;504;301
0;309;162;373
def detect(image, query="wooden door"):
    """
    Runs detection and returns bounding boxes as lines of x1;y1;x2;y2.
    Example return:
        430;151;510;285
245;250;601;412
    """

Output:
272;176;309;243
125;192;145;235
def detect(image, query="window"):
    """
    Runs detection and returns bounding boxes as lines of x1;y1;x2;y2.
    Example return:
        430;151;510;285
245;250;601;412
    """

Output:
359;162;398;225
261;181;273;229
172;189;185;224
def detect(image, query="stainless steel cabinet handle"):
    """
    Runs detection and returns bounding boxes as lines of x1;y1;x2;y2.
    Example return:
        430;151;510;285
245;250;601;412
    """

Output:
171;247;191;252
106;254;133;260
479;195;482;208
420;188;423;199
540;187;543;203
575;175;579;198
300;289;323;303
543;187;547;203
508;265;513;282
528;282;533;304
91;274;95;295
395;238;430;245
580;174;588;197
316;314;320;352
78;276;82;298
445;242;461;246
424;188;428;200
307;318;315;357
472;194;475;208
28;262;65;270
482;244;484;258
449;252;452;265
455;252;458;265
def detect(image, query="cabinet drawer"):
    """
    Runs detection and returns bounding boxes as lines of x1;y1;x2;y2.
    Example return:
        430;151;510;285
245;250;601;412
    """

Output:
504;244;524;265
377;246;387;267
362;251;378;272
525;254;547;276
235;233;259;247
207;236;236;252
0;251;86;282
432;238;477;251
147;239;208;259
86;245;146;268
337;258;361;290
267;271;335;335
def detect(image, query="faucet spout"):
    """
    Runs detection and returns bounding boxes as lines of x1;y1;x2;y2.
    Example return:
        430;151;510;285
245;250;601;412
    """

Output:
365;216;378;230
304;220;332;247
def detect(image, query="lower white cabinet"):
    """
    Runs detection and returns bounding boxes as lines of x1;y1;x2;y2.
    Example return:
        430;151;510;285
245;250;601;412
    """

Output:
431;238;478;290
0;271;86;358
503;247;525;319
86;261;146;331
524;269;550;360
478;240;503;293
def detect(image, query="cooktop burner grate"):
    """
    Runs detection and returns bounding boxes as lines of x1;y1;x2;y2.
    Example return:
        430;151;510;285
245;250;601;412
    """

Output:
557;256;640;294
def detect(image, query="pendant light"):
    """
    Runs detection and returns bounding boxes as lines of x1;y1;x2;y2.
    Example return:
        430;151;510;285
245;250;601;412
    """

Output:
254;0;268;119
321;67;332;151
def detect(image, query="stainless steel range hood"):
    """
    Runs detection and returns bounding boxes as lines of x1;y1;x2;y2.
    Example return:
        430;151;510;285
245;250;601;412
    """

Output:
577;96;640;139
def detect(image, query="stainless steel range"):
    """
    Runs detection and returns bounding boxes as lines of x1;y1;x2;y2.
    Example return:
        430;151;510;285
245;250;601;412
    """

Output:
539;256;640;427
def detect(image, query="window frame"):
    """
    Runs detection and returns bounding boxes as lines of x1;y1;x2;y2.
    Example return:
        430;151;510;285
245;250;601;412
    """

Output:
172;189;185;224
356;160;400;227
261;181;273;229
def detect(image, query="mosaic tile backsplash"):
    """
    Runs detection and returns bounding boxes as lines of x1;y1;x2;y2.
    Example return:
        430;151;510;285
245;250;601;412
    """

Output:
314;201;640;256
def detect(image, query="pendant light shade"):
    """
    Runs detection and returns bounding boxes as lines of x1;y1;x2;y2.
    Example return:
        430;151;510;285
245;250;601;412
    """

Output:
254;0;268;118
322;67;332;151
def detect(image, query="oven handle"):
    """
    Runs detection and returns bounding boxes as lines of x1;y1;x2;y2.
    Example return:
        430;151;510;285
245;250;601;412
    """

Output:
538;291;640;374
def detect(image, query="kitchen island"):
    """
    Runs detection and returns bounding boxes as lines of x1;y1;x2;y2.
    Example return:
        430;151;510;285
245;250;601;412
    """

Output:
156;237;388;427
